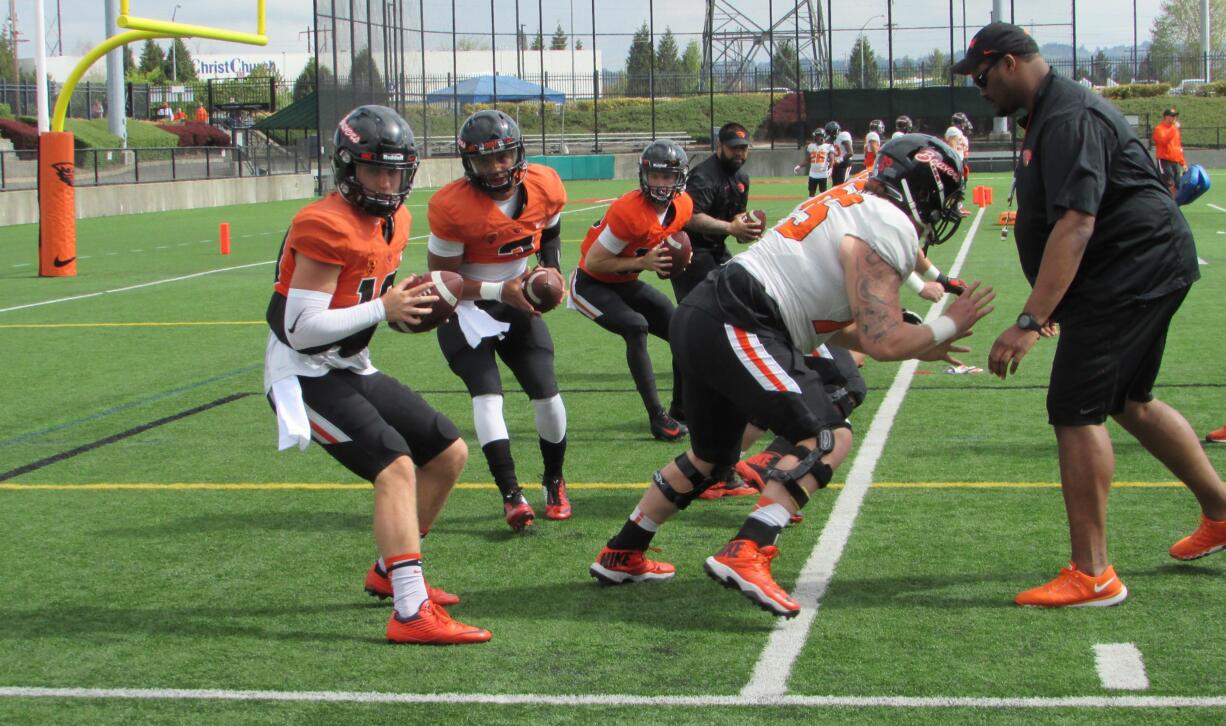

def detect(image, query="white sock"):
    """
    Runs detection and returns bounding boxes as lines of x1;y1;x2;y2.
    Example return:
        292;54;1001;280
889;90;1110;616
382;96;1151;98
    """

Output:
630;505;660;532
387;554;427;618
749;502;792;529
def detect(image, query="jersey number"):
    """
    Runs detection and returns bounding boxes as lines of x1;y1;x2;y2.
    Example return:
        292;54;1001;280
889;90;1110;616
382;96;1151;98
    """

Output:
777;187;865;242
357;273;397;303
498;234;536;257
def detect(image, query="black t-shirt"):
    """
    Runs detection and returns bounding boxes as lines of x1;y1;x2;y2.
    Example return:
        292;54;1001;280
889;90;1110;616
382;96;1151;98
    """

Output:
685;152;751;254
1013;71;1199;321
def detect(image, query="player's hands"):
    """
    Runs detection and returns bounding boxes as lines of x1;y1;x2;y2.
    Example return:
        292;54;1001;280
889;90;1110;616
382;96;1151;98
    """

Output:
499;276;541;316
918;280;944;302
640;243;673;275
1039;320;1060;338
988;324;1039;379
943;280;994;333
383;277;439;325
918;330;972;366
730;213;764;244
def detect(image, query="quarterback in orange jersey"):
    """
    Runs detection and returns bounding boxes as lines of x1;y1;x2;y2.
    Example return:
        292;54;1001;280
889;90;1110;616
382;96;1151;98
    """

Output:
570;140;693;441
264;105;489;645
426;110;572;532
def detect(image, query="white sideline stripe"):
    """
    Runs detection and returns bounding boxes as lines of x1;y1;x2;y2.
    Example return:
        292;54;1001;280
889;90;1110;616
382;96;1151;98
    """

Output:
1199;256;1209;265
1;686;1222;709
1209;203;1226;214
1094;644;1150;691
0;261;274;314
741;207;987;699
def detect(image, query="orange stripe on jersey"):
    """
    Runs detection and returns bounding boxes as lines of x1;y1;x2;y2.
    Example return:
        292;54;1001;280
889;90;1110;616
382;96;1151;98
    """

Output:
734;327;790;392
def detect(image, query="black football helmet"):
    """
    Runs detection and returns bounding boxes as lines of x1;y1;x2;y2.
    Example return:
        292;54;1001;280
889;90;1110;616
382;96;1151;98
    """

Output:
870;134;965;247
458;109;526;194
869;119;885;134
951;112;973;132
895;115;914;134
824;121;841;141
638;139;688;204
332;105;418;216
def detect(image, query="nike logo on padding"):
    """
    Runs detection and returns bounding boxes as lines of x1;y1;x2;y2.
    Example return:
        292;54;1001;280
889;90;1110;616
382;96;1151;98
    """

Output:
287;310;304;334
53;256;76;267
1094;577;1116;593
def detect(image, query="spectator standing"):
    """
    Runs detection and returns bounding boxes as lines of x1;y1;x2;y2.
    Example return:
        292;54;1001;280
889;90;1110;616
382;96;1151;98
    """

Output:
1153;108;1186;197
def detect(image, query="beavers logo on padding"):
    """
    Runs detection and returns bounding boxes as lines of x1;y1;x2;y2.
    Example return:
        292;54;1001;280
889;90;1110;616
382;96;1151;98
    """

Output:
52;162;74;187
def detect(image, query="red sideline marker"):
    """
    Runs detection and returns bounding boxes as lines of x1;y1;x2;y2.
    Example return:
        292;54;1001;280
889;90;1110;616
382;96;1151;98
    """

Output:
220;222;231;255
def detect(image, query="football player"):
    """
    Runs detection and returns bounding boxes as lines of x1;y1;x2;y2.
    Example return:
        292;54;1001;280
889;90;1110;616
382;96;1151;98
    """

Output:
945;112;974;215
589;135;994;617
826;121;855;185
427;110;571;532
569;140;693;441
795;128;834;197
264;105;490;645
893;115;914;139
864;119;884;171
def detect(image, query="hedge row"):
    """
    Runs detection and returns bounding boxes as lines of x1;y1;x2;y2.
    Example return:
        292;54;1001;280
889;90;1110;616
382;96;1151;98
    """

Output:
156;122;232;147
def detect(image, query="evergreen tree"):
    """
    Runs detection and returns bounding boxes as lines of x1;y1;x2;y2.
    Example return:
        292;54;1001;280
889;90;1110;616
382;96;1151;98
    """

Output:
551;23;568;50
770;38;801;89
655;27;681;94
138;39;166;75
530;32;544;51
162;38;197;82
1091;49;1113;85
847;35;880;89
925;47;949;83
575;38;584;51
681;39;703;92
625;22;653;96
123;44;136;76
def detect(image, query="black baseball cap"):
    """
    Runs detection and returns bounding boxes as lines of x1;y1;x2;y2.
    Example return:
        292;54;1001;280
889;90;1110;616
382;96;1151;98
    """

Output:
1163;107;1179;117
951;22;1040;75
718;123;751;147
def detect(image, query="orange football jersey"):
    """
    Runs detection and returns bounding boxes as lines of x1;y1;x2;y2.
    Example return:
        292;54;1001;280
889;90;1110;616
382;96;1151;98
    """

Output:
578;190;694;284
427;164;567;264
273;192;410;308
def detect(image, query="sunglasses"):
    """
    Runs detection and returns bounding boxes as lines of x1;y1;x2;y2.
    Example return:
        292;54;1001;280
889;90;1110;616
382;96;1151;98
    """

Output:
974;54;1005;89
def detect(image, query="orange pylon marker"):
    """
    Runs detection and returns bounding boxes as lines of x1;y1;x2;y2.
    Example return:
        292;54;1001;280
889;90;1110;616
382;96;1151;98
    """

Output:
220;222;231;255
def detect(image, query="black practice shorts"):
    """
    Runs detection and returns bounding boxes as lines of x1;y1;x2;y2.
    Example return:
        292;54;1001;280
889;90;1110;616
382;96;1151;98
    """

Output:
277;369;461;482
807;177;828;198
1158;159;1183;190
436;300;559;399
569;269;674;340
669;277;849;466
1047;286;1189;426
832;161;852;185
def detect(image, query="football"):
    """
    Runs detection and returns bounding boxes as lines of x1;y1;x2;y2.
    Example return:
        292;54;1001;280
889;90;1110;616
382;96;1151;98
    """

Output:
658;230;692;279
522;266;565;313
388;270;463;333
743;209;767;228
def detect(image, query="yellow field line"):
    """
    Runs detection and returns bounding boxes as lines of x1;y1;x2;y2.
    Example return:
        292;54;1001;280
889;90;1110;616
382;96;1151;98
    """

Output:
0;481;1185;491
0;321;265;329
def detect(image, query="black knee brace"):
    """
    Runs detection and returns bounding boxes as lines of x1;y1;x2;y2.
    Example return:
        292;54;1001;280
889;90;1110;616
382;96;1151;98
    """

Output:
653;452;716;510
763;428;835;510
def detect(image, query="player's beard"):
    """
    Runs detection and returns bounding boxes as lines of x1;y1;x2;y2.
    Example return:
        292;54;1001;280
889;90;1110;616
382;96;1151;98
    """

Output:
718;153;744;173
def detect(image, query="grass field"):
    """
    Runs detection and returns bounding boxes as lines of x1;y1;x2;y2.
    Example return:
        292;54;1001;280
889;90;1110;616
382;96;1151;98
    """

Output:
1;171;1225;724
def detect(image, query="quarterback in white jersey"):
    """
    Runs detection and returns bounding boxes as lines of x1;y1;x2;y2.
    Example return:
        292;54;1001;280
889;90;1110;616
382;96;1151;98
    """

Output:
588;134;994;618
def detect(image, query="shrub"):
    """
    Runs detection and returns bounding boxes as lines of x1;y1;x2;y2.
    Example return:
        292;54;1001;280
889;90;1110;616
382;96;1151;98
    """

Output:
0;118;38;150
1101;83;1171;99
157;121;232;147
0;102;12;119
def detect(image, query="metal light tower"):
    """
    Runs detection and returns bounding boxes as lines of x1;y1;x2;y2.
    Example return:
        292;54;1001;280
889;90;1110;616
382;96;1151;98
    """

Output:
701;0;827;92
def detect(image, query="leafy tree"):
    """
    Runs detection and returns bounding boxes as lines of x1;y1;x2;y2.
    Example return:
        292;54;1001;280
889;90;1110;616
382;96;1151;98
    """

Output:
246;62;283;83
681;39;703;92
293;57;334;101
551;23;568;50
123;44;136;75
925;48;948;84
770;38;801;89
1150;0;1226;57
0;22;16;82
138;39;166;75
625;22;653;96
162;38;197;82
847;35;880;89
1090;49;1113;85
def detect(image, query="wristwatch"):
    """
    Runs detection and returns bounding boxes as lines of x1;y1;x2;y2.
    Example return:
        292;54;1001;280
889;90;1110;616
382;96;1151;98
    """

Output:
1016;312;1043;332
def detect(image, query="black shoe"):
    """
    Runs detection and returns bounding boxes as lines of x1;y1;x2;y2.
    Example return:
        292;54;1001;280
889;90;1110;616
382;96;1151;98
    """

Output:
650;410;688;441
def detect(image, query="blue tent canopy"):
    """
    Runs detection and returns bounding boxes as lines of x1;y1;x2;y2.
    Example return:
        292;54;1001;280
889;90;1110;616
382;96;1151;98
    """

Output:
425;75;565;104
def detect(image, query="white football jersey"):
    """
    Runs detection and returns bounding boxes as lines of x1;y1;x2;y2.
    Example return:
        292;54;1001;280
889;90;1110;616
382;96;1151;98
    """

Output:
730;188;919;352
864;130;881;147
891;131;905;139
835;130;853;160
944;126;969;158
805;142;834;178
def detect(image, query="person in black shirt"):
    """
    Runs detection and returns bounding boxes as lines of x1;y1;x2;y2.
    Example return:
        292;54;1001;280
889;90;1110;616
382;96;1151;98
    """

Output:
954;23;1226;608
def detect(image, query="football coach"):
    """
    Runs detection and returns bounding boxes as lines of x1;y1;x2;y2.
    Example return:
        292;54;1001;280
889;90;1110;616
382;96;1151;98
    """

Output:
953;22;1226;607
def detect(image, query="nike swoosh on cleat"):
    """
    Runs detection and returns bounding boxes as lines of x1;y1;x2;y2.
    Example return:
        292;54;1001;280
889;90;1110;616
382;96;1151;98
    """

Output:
1093;576;1117;593
53;256;76;267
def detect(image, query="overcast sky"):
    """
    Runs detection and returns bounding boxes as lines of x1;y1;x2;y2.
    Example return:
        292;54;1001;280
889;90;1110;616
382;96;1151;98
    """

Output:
39;1;1167;67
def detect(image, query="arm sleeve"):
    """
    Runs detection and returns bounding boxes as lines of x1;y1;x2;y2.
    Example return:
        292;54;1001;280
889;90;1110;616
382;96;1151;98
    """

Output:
596;224;630;255
538;219;562;268
1041;115;1111;223
427;234;465;257
283;288;386;351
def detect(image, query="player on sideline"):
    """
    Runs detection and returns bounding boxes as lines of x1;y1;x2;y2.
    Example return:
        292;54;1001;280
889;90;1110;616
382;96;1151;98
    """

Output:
795;128;834;198
589;135;994;616
427;110;572;532
569;140;693;441
264;105;489;645
945;112;974;216
892;115;913;139
864;119;885;171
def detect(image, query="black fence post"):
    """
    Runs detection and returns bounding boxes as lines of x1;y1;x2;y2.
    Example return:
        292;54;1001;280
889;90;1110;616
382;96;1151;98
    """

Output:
171;147;177;180
134;149;140;183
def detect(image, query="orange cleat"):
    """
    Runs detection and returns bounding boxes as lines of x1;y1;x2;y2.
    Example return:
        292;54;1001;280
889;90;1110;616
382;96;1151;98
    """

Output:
503;491;536;532
1014;562;1128;608
1205;425;1226;444
703;539;800;617
362;562;460;606
387;601;491;645
589;546;676;585
735;450;781;492
542;475;572;521
1169;514;1226;561
697;472;758;500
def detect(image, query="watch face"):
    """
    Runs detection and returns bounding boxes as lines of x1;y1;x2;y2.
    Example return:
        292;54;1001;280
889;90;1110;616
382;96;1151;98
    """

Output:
1017;313;1039;331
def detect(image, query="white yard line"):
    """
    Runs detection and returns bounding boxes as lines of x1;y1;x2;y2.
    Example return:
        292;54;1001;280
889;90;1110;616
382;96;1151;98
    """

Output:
1093;644;1150;691
0;686;1220;709
1209;203;1226;214
741;207;987;699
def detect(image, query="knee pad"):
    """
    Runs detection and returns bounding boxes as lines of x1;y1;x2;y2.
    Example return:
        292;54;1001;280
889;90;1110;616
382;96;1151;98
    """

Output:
764;428;836;510
653;452;716;510
531;394;567;443
472;394;508;446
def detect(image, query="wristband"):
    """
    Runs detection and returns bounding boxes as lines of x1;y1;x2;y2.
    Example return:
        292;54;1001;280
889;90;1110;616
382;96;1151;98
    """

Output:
922;265;941;281
923;314;958;345
479;281;504;301
904;271;926;293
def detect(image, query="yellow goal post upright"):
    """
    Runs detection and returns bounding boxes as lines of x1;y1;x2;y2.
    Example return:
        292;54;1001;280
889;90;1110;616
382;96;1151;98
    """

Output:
38;1;267;277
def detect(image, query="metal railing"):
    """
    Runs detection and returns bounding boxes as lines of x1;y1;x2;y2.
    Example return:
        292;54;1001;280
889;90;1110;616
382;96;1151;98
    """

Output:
0;141;314;192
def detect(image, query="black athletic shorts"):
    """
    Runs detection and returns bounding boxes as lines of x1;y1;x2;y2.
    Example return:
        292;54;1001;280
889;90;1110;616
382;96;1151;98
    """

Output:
670;270;848;466
1158;159;1183;190
279;369;461;482
569;268;674;339
1047;286;1190;426
436;300;559;399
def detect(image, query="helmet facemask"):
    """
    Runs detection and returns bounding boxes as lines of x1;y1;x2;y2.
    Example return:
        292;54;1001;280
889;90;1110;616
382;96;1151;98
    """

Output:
639;165;687;204
338;151;418;216
461;141;526;194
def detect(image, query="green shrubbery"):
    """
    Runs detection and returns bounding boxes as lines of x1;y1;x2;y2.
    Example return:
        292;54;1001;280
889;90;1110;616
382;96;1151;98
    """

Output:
1101;83;1171;99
